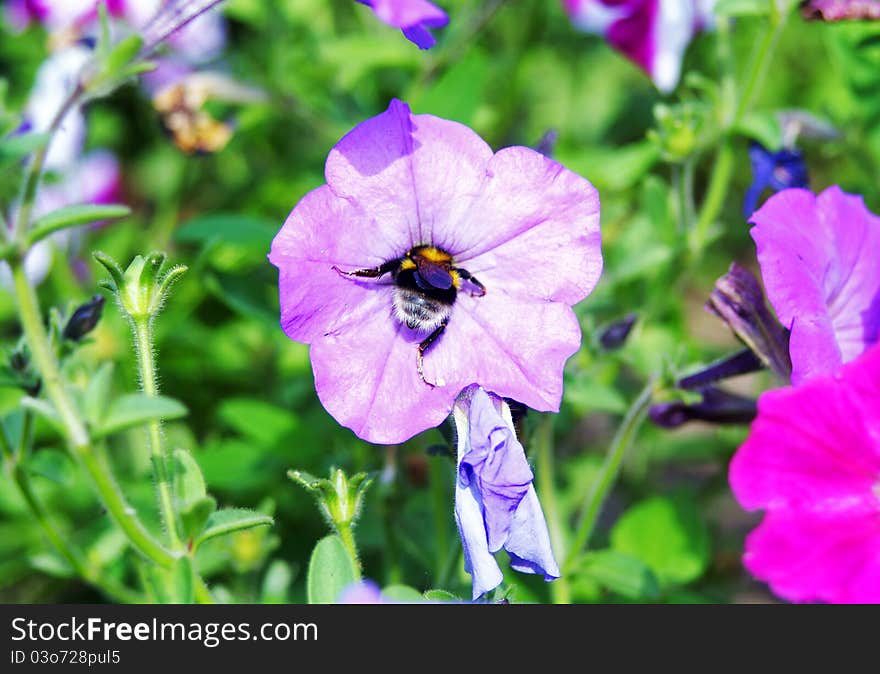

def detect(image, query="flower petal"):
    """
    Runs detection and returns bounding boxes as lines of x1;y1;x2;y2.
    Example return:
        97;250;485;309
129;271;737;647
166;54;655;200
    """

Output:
423;289;584;413
454;475;504;600
450;146;602;307
505;485;561;581
461;388;533;551
309;288;456;444
324;99;492;252
743;507;880;604
729;344;880;512
751;186;880;384
269;185;401;345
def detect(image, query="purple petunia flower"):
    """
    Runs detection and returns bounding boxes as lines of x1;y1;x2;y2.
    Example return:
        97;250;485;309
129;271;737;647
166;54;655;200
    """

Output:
453;386;560;600
268;99;602;444
729;343;880;603
742;141;809;218
563;0;716;93
355;0;448;49
750;186;880;385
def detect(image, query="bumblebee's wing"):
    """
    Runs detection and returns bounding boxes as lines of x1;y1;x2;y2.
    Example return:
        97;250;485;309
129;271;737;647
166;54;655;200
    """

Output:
414;257;454;290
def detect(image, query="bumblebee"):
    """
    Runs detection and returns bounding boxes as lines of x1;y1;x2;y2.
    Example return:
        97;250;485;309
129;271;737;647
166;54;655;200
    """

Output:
334;245;486;385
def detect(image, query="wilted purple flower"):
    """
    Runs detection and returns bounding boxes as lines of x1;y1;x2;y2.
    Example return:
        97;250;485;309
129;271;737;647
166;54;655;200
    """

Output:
563;0;716;93
268;99;602;444
742;142;809;218
750;186;880;384
453;386;559;599
355;0;448;49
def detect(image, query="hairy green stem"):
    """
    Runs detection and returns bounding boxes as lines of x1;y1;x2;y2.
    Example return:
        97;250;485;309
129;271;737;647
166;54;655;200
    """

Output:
11;261;177;569
535;414;571;604
564;384;654;573
132;318;181;550
337;522;362;582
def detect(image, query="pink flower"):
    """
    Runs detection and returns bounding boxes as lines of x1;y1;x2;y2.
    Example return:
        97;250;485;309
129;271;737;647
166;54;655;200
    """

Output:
563;0;716;93
269;100;602;444
750;186;880;385
729;343;880;603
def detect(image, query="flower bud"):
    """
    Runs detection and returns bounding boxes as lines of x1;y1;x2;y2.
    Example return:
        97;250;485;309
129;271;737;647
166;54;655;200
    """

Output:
649;386;757;428
63;294;105;341
93;251;186;322
706;263;792;380
288;468;373;531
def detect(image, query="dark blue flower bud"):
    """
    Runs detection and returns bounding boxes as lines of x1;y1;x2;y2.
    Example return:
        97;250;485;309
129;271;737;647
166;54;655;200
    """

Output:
649;386;757;429
63;295;105;341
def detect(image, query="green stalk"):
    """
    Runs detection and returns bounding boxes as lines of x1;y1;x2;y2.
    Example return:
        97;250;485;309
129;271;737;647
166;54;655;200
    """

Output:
11;261;177;569
429;456;451;587
535;414;571;604
337;522;362;583
690;12;788;257
11;86;83;244
564;384;654;573
132;318;181;550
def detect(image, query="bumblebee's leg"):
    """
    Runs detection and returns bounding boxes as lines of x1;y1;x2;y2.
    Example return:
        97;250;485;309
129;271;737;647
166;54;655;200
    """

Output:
332;259;398;279
454;268;486;297
417;319;448;387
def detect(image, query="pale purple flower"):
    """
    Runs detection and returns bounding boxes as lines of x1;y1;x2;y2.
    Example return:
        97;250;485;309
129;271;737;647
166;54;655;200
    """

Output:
563;0;716;93
23;44;91;171
268;99;602;444
729;343;880;603
337;580;386;603
355;0;449;49
453;386;559;600
750;186;880;385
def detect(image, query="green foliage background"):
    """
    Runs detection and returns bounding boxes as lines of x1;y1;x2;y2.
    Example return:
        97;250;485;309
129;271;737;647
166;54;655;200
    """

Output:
1;0;879;603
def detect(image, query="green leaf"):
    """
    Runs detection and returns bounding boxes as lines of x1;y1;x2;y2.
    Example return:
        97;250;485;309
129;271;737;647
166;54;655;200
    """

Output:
579;550;661;600
610;495;711;588
27;204;131;247
174;213;278;248
20;397;64;435
180;496;217;542
29;552;74;579
93;393;187;439
218;398;297;446
172;448;207;507
423;589;461;602
194;508;274;549
306;535;358;604
261;560;294;604
82;361;114;429
381;585;424;602
25;449;75;486
0;132;49;167
734;112;783;151
714;0;771;17
172;448;216;540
